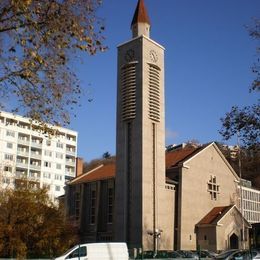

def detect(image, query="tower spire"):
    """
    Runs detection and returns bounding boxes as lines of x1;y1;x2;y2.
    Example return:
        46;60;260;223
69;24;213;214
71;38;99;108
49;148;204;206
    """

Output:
131;0;151;38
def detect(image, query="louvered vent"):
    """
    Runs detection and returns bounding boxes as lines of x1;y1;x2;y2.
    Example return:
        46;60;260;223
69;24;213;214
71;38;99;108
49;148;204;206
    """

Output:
149;64;160;122
121;64;136;121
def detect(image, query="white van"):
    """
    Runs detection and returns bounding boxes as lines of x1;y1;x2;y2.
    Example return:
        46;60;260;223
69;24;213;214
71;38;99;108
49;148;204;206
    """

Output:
55;242;129;260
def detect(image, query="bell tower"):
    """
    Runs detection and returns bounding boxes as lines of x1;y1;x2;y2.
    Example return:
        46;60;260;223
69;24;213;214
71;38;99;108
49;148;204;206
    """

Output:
114;0;174;251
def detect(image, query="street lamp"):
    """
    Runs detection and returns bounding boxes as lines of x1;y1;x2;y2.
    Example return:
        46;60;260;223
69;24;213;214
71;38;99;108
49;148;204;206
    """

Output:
148;228;163;257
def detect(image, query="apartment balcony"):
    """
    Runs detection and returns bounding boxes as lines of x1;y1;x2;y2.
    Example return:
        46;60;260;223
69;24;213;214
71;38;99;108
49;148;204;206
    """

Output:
18;139;30;146
15;171;27;178
29;164;41;170
65;171;75;177
30;152;42;159
66;160;75;167
28;175;41;182
16;162;28;168
17;150;29;157
66;150;76;156
31;141;42;148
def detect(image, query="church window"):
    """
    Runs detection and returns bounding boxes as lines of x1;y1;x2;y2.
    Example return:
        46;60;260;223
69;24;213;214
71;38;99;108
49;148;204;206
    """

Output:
90;189;96;224
107;187;114;223
148;64;160;122
121;64;136;121
207;175;220;200
75;192;80;221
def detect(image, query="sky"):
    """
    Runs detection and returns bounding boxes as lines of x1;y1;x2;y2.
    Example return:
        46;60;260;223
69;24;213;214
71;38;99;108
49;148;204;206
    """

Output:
68;0;259;162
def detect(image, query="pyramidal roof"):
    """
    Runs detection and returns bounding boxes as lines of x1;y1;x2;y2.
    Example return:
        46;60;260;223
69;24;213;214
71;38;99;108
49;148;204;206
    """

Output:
131;0;151;26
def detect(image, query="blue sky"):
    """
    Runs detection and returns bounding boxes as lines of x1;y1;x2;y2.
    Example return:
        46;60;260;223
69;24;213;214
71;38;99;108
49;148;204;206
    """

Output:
69;0;259;162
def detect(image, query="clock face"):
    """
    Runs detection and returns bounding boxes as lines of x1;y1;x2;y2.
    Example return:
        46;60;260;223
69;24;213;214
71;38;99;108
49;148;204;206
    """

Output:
125;49;135;62
150;50;158;62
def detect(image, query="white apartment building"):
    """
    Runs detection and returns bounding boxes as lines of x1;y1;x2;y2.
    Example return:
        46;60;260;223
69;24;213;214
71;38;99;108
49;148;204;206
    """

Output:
240;183;260;224
0;111;77;201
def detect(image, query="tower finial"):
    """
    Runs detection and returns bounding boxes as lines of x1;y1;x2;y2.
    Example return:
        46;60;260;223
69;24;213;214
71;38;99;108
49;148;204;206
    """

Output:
131;0;151;38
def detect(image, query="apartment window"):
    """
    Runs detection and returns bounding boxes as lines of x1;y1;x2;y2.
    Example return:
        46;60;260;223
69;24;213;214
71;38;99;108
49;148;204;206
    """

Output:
56;152;63;159
44;161;51;168
4;166;12;172
108;188;114;223
56;164;62;170
55;185;61;191
44;150;52;157
5;154;14;161
43;172;51;179
3;178;11;184
56;142;63;149
6;130;15;137
6;142;13;149
207;175;220;200
46;140;51;146
55;174;62;181
90;190;96;224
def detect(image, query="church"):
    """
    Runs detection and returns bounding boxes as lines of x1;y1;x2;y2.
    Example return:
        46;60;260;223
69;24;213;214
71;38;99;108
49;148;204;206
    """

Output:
65;0;253;253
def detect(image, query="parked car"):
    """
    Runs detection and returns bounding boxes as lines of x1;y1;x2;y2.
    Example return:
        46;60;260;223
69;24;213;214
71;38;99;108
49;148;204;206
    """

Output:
167;251;183;258
214;249;260;260
229;249;260;260
214;249;240;259
176;250;199;259
54;242;129;260
192;249;217;258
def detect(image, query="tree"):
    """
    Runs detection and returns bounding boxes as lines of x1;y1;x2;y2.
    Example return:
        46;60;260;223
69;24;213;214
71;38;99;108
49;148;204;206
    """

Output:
220;105;260;148
219;18;259;188
0;0;106;127
102;151;111;159
220;18;259;148
216;142;260;188
0;187;78;258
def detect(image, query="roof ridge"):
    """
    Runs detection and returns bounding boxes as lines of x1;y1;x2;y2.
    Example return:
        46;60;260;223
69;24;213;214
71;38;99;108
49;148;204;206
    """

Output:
69;164;104;184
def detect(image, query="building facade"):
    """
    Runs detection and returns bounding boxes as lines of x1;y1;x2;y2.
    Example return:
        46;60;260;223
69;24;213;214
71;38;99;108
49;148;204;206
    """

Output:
0;111;77;201
240;184;260;224
66;164;116;242
165;143;251;251
65;143;256;252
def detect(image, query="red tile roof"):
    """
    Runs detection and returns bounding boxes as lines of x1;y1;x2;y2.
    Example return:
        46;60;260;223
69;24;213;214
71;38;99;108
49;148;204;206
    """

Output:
165;147;198;169
70;164;115;185
197;205;234;225
131;0;151;26
69;146;206;184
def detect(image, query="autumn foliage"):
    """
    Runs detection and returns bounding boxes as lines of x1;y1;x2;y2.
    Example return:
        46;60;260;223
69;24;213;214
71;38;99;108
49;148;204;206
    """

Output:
0;187;78;259
0;0;106;127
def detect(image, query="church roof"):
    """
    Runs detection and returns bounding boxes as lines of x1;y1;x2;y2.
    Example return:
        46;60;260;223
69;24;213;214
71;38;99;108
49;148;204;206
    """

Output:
69;163;115;185
69;142;236;184
197;205;251;228
165;147;201;169
131;0;151;26
197;205;234;225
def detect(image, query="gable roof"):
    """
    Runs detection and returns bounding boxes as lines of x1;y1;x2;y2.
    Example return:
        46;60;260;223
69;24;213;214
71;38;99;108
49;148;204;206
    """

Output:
165;147;201;169
197;205;234;225
69;163;115;185
69;142;239;184
166;142;239;179
197;205;251;228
